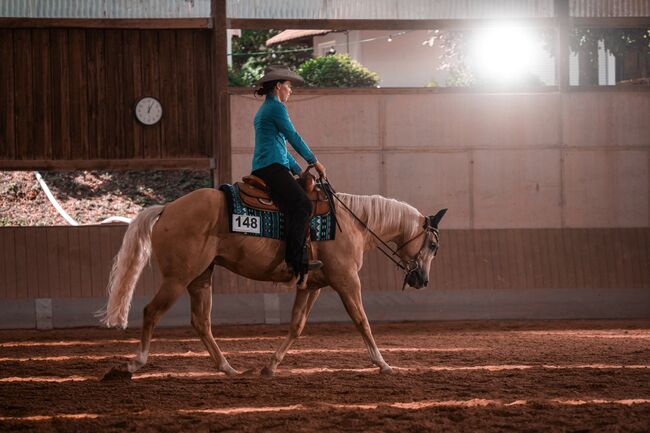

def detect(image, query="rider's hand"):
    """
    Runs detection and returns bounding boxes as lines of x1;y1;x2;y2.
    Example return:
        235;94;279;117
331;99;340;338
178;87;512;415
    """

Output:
313;161;327;179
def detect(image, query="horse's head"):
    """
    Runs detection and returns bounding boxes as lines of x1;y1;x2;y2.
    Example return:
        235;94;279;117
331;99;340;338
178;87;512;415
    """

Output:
398;208;447;289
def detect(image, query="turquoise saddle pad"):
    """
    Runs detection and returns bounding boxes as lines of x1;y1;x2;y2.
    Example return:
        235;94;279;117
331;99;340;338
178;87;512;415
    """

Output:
219;184;336;241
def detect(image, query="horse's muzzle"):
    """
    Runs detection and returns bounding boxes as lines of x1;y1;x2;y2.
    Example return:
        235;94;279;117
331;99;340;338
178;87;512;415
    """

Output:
406;269;428;289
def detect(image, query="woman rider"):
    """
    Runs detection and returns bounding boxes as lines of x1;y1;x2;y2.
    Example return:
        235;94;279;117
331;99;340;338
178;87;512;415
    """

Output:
251;65;327;284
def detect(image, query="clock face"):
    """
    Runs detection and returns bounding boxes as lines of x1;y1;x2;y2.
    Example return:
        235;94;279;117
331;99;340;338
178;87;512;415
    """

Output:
134;96;163;126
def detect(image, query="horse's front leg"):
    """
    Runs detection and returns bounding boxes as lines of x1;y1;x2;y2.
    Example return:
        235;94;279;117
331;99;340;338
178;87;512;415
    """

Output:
261;288;321;377
334;276;393;374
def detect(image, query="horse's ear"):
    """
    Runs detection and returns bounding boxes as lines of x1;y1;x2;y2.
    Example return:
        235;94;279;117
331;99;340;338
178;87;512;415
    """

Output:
429;208;448;229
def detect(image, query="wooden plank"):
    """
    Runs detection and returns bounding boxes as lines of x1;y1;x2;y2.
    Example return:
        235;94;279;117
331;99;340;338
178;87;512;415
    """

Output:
635;228;650;287
97;226;114;297
67;228;82;297
68;29;89;159
0;30;15;159
568;230;589;288
88;227;104;297
158;30;180;158
0;230;7;299
33;228;50;298
0;158;213;170
176;31;198;157
213;0;231;184
45;228;61;297
13;29;34;160
194;31;213;157
474;229;489;289
0;18;212;29
140;30;162;158
31;29;52;159
50;29;71;160
23;228;38;298
56;228;71;298
3;230;18;299
557;228;575;289
85;29;104;159
123;30;142;159
490;229;504;289
104;30;124;160
447;230;464;290
77;227;94;298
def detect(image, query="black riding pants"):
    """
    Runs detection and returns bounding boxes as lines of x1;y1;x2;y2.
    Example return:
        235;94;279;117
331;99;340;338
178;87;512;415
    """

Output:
252;163;312;274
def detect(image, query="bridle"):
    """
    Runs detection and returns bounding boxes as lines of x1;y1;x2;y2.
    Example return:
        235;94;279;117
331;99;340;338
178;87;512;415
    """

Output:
320;179;440;290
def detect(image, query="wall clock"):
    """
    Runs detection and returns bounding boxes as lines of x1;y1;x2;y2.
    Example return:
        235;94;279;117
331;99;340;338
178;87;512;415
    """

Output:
134;96;163;126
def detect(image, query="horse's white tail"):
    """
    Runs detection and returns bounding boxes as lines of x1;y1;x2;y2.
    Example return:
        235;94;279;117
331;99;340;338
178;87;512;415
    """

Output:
96;205;164;329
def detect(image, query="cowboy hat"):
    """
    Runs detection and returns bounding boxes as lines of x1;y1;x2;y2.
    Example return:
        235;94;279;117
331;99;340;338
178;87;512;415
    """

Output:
255;64;304;86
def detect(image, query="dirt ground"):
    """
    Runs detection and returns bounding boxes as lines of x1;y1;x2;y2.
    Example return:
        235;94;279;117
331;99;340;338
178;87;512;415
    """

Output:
0;320;649;433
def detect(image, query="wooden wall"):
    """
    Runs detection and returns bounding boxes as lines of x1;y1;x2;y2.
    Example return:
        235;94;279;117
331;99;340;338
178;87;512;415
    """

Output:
0;225;648;299
0;28;212;166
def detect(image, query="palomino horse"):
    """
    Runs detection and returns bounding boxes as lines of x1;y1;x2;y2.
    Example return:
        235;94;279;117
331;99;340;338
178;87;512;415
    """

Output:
98;187;446;376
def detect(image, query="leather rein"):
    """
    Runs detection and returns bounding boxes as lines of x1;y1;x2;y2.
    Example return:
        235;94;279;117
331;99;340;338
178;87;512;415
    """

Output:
318;178;439;290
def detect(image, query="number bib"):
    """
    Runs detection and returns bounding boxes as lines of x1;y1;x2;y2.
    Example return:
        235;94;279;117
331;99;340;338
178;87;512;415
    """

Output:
232;214;261;234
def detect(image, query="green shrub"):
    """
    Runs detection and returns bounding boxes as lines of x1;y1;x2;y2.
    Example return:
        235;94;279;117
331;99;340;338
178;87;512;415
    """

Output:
228;66;247;87
298;54;379;87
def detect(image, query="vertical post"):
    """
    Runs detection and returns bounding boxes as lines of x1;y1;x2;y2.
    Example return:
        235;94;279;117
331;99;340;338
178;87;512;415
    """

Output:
211;0;231;186
555;0;570;92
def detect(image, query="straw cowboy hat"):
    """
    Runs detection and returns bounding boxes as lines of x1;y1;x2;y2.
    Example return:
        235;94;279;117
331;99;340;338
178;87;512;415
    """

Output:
255;64;304;86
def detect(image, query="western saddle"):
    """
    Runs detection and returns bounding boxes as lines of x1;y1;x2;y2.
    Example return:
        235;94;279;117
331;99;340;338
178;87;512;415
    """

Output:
237;173;331;216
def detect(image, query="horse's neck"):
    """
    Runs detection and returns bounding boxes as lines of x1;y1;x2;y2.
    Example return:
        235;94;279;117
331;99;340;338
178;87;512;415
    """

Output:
342;194;416;249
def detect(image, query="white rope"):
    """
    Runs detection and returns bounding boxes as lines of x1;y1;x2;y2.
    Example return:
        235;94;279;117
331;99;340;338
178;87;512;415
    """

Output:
34;171;78;226
33;172;132;226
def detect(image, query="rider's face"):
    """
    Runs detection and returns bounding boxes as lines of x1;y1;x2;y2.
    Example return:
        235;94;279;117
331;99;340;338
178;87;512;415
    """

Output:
276;81;293;103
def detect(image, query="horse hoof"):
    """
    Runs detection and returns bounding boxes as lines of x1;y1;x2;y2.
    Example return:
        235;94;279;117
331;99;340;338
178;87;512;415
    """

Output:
241;368;257;376
260;367;275;377
101;366;133;381
379;366;395;375
223;368;240;377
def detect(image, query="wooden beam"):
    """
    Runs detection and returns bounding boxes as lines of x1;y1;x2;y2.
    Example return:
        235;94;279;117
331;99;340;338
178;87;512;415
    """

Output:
555;0;570;92
0;18;212;29
228;86;561;96
228;17;559;30
572;17;650;29
0;158;214;171
212;0;231;185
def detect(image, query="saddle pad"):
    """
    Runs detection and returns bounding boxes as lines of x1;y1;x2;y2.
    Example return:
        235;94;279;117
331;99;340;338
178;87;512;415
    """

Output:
219;184;336;241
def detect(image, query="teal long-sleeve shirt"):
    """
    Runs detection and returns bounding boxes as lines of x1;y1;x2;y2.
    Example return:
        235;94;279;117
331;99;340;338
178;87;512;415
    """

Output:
252;95;317;175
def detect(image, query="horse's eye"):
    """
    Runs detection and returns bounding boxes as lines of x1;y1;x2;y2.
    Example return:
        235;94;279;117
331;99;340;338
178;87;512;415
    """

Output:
429;241;437;250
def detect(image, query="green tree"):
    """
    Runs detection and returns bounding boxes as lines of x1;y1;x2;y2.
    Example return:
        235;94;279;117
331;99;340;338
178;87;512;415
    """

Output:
230;30;312;86
571;28;649;85
298;54;379;87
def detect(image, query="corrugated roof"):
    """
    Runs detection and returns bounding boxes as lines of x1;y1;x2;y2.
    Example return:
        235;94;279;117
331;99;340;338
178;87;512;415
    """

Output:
227;0;555;20
3;0;648;20
0;0;210;18
570;0;650;17
266;29;332;46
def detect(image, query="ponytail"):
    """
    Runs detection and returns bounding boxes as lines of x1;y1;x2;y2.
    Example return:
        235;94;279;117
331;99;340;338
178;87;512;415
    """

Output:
254;80;283;97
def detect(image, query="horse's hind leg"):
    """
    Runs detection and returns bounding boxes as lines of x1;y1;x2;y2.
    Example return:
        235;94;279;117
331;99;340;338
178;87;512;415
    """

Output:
333;276;393;374
127;277;186;373
188;265;238;376
262;288;321;377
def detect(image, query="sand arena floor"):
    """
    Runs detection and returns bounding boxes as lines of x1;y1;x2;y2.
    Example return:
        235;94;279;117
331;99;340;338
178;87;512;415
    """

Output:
0;320;649;432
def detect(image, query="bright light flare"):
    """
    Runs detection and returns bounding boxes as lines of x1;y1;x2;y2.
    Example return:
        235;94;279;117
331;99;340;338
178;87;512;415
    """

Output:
469;24;540;84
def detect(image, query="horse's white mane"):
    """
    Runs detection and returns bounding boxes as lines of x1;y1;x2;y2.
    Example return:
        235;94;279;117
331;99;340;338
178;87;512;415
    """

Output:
336;193;421;240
